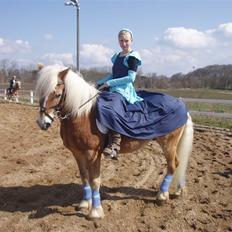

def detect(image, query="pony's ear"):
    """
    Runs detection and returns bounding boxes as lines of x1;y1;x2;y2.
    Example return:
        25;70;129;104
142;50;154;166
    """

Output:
59;68;70;82
37;63;44;70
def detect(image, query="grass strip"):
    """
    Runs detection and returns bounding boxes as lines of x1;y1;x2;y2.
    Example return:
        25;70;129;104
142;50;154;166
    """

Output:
186;102;232;113
192;115;232;130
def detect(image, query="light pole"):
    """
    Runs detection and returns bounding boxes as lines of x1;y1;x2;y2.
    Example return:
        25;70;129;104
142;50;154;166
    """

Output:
65;0;80;72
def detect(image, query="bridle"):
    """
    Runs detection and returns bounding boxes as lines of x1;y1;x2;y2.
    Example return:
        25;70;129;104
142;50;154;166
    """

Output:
39;84;68;121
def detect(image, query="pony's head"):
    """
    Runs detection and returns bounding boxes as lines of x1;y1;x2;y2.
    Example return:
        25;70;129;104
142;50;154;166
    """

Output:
16;81;21;89
36;65;69;130
36;64;98;130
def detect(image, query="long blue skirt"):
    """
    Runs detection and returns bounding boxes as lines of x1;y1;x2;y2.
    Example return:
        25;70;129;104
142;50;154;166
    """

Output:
96;91;188;140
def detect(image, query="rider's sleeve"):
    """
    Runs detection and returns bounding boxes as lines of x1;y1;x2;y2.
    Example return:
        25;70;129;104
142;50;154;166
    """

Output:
106;70;136;87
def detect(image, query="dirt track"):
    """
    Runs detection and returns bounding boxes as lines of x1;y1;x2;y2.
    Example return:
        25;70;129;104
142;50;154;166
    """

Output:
0;102;231;232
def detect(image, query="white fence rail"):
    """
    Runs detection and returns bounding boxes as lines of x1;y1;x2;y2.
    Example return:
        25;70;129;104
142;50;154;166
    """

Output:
0;88;37;104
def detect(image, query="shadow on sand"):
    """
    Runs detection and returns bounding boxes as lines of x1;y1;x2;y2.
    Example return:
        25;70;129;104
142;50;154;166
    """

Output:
0;183;158;218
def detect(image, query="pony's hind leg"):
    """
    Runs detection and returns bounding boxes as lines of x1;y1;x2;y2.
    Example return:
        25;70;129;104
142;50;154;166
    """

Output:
73;154;92;211
88;154;105;220
156;126;184;202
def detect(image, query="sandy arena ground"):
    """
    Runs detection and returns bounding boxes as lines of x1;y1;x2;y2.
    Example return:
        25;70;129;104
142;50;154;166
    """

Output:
0;102;231;232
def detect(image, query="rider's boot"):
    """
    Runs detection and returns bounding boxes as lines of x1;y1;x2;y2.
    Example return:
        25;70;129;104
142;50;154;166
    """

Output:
103;131;121;160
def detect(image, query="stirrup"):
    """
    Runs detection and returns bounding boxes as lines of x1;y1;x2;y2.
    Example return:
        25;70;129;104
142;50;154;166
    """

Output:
103;146;119;160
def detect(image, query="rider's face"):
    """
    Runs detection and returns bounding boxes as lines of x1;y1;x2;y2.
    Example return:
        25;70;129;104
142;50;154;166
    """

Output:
118;33;132;53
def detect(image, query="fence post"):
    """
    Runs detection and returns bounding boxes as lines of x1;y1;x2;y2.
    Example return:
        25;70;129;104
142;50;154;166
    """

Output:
4;89;7;100
30;91;34;104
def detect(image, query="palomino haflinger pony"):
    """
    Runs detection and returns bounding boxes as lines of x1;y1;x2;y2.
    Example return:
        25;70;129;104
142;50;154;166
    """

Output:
36;64;194;220
7;81;21;102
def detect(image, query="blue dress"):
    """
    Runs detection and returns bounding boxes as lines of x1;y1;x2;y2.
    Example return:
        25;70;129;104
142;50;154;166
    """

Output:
97;91;188;139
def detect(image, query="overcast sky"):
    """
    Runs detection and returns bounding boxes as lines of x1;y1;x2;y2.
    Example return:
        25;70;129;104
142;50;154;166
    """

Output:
0;0;232;76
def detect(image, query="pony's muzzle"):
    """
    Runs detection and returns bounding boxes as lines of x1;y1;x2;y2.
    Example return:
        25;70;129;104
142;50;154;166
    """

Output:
36;119;51;130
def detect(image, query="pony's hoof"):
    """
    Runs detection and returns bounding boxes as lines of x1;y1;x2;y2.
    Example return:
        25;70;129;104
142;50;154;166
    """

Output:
156;191;169;205
78;200;92;211
87;206;105;220
173;187;187;197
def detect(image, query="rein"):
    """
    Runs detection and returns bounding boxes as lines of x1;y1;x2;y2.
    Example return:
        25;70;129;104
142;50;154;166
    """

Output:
77;92;100;110
58;91;100;120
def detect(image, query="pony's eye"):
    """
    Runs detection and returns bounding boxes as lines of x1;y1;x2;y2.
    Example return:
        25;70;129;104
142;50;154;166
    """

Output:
55;94;61;98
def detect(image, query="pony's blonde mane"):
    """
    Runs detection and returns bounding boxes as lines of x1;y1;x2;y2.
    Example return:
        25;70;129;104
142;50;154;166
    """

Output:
36;64;99;117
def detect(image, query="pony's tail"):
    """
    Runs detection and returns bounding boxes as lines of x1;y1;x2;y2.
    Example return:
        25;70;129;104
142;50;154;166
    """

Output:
170;113;194;192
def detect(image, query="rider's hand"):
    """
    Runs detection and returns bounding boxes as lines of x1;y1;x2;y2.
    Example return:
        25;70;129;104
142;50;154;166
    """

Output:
98;83;109;91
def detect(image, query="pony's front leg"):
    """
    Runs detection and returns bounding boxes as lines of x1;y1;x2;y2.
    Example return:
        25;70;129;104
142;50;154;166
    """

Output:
88;154;105;220
74;155;92;211
79;184;92;211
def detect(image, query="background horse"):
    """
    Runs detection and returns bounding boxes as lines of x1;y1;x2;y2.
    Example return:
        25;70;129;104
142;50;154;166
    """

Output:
36;65;194;220
7;81;21;101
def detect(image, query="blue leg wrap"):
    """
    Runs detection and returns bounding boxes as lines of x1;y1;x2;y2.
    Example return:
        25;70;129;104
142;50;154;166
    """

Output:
83;185;92;200
92;190;101;208
160;175;173;192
